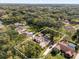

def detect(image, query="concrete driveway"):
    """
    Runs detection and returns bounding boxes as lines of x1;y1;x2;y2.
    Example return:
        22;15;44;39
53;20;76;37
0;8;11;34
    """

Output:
75;53;79;59
43;44;57;56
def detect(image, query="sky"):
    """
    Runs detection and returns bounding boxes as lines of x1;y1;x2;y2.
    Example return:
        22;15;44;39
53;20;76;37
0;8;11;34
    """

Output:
0;0;79;4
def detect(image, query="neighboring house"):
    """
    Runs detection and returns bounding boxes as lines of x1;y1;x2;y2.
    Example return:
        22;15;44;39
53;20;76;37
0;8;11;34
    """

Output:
56;40;76;57
15;23;34;36
23;31;34;37
0;21;5;32
14;23;25;27
33;33;50;48
15;26;26;34
0;25;4;29
64;25;75;33
0;9;5;17
15;23;27;34
63;20;70;24
0;25;4;32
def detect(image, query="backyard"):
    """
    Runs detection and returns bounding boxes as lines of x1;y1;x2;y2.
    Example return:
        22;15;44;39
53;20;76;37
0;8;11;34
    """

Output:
45;53;65;59
15;37;45;58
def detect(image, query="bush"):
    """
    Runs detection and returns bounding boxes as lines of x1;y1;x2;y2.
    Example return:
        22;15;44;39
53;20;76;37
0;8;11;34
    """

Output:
51;48;59;56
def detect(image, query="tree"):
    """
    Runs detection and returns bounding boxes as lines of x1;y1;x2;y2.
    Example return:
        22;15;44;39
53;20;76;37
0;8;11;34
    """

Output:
72;29;79;43
19;41;42;58
51;48;59;56
6;30;18;40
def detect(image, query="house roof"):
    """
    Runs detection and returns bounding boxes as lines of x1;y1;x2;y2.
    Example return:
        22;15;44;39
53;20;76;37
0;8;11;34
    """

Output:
64;20;70;24
68;43;76;49
56;41;76;57
34;33;50;48
64;25;74;30
66;51;72;57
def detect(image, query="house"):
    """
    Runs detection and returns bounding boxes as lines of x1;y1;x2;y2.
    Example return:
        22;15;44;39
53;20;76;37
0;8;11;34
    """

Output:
15;24;34;36
0;25;4;32
0;21;5;32
64;25;75;33
56;40;76;57
63;20;70;24
15;26;26;34
0;9;5;17
14;23;25;27
23;31;34;37
33;33;50;48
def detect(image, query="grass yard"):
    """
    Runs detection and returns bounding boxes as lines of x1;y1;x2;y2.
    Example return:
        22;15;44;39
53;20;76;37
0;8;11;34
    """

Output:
72;19;79;22
45;54;65;59
15;37;44;58
40;28;63;42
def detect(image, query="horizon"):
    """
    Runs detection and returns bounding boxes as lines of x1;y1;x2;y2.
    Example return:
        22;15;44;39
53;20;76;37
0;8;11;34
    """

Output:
0;0;79;4
0;3;79;5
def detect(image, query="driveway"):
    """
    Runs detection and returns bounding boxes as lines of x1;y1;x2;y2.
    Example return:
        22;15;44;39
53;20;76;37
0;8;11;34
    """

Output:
43;35;66;56
43;44;58;56
75;53;79;59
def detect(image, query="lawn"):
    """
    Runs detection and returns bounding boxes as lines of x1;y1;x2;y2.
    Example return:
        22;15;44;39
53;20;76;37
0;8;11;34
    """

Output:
72;18;79;22
45;54;65;59
40;28;63;42
15;37;44;58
